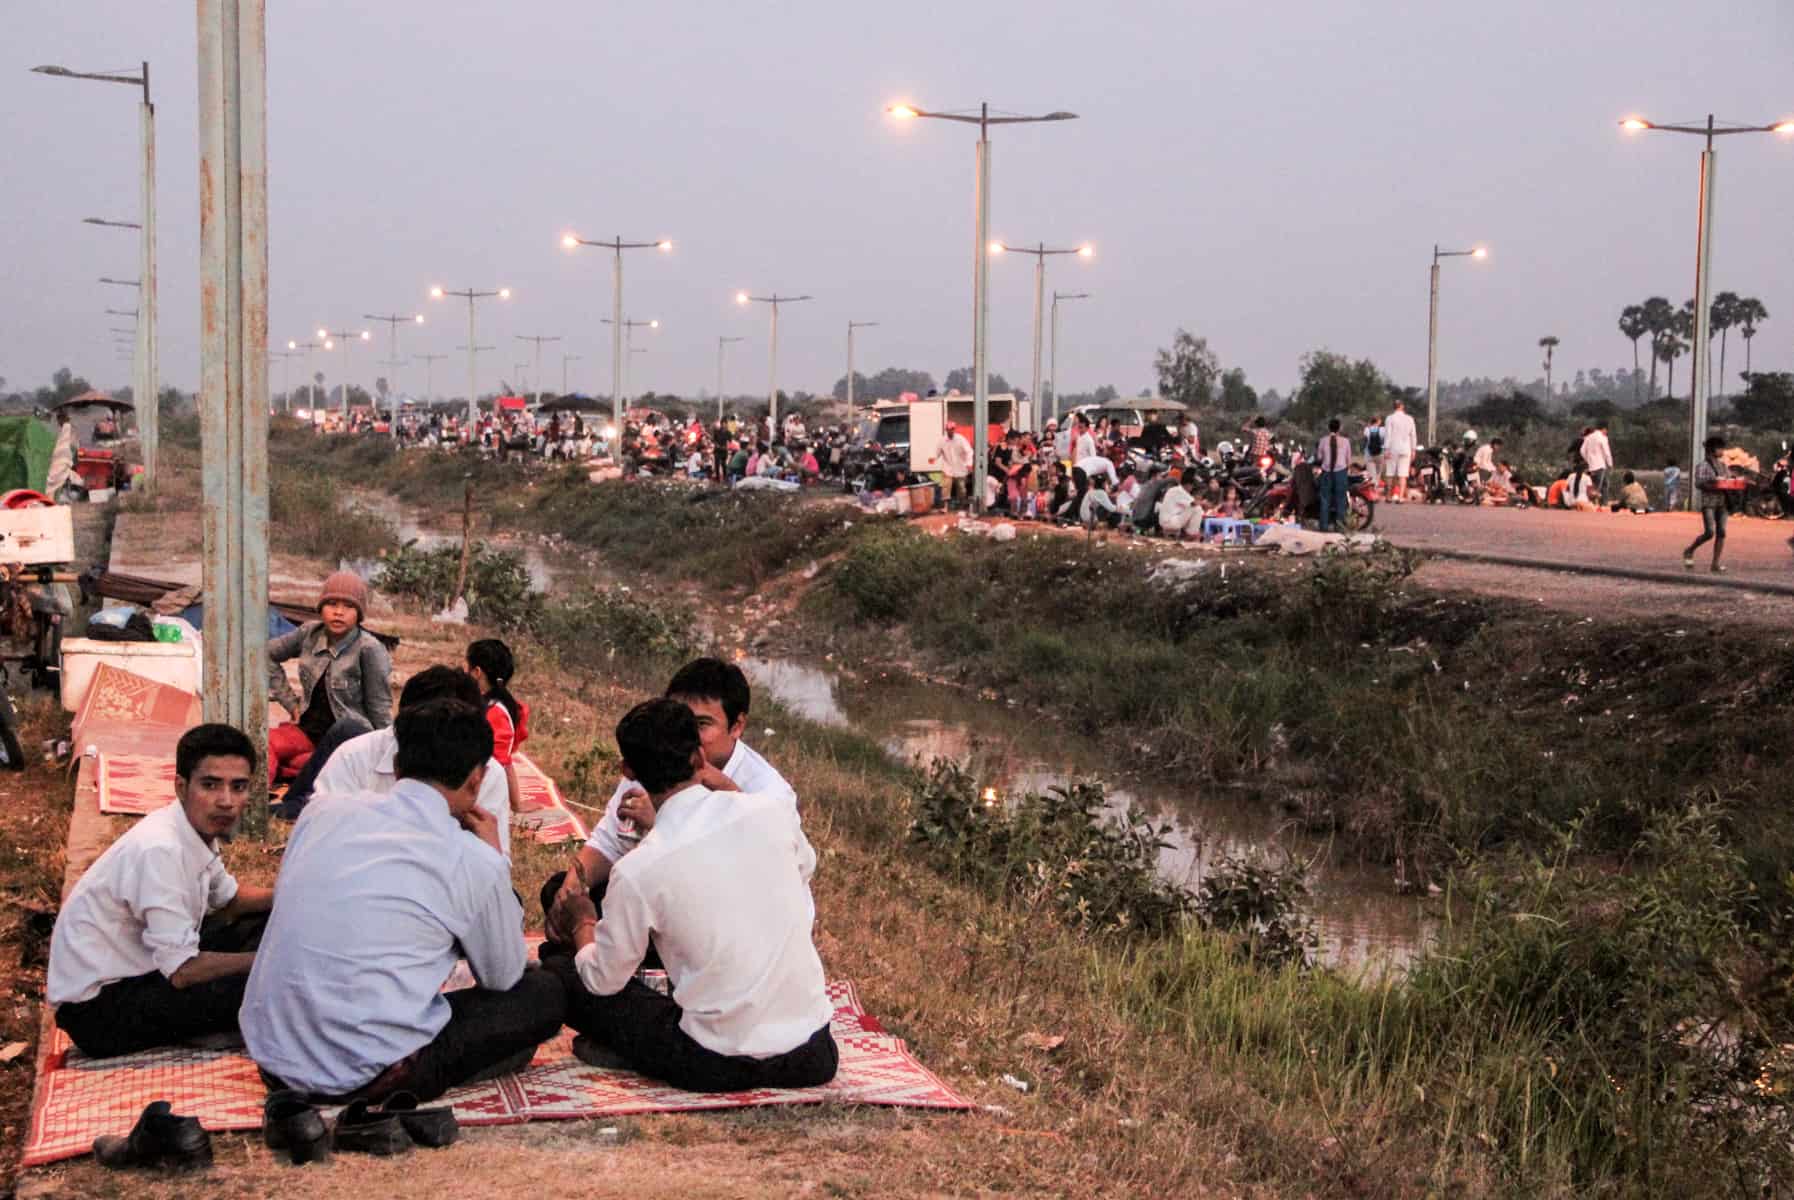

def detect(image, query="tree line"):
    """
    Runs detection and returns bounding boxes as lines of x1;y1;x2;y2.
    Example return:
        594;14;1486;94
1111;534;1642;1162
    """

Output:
1617;292;1769;404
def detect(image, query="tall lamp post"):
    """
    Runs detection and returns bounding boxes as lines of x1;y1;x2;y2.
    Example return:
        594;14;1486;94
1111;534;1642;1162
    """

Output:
515;334;561;408
269;349;300;411
1050;290;1090;425
364;311;424;438
846;320;879;421
600;318;658;402
992;240;1092;432
287;339;321;411
888;102;1078;512
561;233;672;464
1424;243;1488;445
415;352;447;404
429;285;511;429
317;327;371;418
735;293;811;435
36;62;159;489
1621;114;1793;499
562;352;583;396
716;336;745;424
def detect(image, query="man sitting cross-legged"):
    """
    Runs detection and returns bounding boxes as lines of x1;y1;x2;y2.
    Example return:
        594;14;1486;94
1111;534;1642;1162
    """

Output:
539;657;802;957
312;664;513;859
544;699;837;1092
49;723;273;1058
241;699;564;1104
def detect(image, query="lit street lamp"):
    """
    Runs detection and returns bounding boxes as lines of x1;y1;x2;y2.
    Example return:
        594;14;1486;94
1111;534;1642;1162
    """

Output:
269;348;300;412
845;321;878;420
37;62;159;488
1424;243;1488;445
562;353;582;396
735;292;810;435
1047;290;1085;421
317;327;371;416
993;240;1092;432
364;311;424;438
429;285;511;428
601;318;659;403
716;336;745;424
562;233;672;464
1621;113;1794;496
515;334;562;408
888;101;1078;511
415;352;447;403
286;339;322;411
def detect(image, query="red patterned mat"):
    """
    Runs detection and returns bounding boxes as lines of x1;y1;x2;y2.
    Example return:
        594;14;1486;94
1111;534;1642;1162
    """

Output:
511;751;587;845
96;751;177;816
22;979;967;1167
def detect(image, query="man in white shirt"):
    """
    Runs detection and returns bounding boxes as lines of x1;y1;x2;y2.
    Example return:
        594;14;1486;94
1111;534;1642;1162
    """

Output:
1156;471;1199;538
1383;400;1417;502
1472;436;1501;484
1076;453;1120;488
1580;422;1613;502
241;700;564;1103
546;699;836;1092
931;424;974;510
541;658;799;956
313;665;513;859
1072;415;1097;462
49;724;273;1058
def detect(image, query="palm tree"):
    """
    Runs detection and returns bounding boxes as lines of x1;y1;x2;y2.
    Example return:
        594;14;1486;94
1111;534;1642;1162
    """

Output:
1640;296;1676;398
1709;290;1742;400
1618;305;1649;403
1539;336;1560;404
1660;301;1696;402
1736;297;1770;378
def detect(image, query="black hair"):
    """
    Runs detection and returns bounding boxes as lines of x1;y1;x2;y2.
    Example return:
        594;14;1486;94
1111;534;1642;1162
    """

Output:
1623;470;1636;484
400;665;482;711
393;699;493;791
466;638;522;725
1704;436;1725;453
616;698;702;795
1327;418;1341;432
176;723;257;780
664;657;751;727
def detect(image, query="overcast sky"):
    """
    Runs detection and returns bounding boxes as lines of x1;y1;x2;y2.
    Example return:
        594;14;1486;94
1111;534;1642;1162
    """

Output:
4;1;1791;403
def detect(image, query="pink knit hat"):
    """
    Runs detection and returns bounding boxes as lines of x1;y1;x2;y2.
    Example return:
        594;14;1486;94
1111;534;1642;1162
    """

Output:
318;571;369;618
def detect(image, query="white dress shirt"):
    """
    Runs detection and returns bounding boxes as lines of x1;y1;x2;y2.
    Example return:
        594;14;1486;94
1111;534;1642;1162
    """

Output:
240;780;526;1095
574;784;830;1058
587;738;796;866
1581;430;1613;471
48;802;239;1005
936;432;973;478
313;726;512;859
1074;432;1097;461
1383;409;1417;454
1076;455;1119;486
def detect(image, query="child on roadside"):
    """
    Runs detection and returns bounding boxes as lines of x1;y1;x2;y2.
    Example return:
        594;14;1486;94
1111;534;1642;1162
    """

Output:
468;637;530;821
1615;471;1649;514
1662;460;1682;510
1216;485;1243;519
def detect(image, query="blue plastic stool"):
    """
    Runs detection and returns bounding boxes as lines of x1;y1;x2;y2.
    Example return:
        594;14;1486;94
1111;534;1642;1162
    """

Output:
1200;517;1254;545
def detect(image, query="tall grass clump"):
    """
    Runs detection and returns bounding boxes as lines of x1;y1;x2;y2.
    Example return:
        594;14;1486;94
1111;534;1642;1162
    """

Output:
270;472;395;562
373;541;538;628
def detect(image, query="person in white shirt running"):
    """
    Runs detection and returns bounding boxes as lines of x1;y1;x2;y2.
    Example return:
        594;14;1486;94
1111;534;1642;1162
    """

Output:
1383;400;1417;502
49;724;273;1058
931;424;974;510
546;699;836;1092
540;658;801;958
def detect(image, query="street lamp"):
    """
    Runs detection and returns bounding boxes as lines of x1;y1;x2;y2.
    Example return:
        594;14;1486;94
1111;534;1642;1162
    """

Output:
429;285;510;429
1424;243;1488;445
716;336;745;425
415;352;447;404
317;327;371;417
36;62;159;488
286;339;321;411
562;352;583;396
888;100;1078;512
846;321;879;419
993;240;1092;432
364;312;424;438
562;233;672;464
1621;113;1794;496
515;334;562;408
1050;290;1089;424
601;318;659;403
269;348;300;412
735;293;811;436
512;363;531;396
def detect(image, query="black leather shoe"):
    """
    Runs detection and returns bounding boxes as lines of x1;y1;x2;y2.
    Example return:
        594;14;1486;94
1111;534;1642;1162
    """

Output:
378;1091;458;1149
93;1100;214;1171
262;1089;332;1165
332;1098;411;1156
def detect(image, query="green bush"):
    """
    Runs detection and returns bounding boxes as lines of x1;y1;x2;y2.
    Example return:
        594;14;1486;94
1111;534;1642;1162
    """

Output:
270;473;395;562
533;586;698;672
373;541;538;629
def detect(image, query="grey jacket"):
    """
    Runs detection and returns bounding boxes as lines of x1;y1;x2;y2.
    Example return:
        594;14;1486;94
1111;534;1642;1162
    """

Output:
268;621;393;730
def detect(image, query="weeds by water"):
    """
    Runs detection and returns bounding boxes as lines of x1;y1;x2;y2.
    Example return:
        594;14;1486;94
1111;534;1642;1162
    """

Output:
268;472;395;562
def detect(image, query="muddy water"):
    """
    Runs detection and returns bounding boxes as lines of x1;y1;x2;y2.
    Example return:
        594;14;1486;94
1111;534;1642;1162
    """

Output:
345;491;558;591
743;657;1435;977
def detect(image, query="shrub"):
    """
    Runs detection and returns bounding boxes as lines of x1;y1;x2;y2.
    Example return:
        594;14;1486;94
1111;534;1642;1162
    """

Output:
373;541;538;628
1194;854;1318;970
270;473;395;562
533;586;698;671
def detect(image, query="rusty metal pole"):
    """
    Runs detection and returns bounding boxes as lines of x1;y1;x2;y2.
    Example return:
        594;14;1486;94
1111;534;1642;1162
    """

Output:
197;0;271;835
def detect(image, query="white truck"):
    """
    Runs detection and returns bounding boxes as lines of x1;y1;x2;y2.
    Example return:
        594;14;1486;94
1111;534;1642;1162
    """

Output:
863;392;1033;476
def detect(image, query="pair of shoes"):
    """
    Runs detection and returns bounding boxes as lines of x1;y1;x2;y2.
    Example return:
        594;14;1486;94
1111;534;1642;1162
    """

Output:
93;1101;213;1171
335;1093;459;1156
263;1090;331;1165
1682;553;1695;570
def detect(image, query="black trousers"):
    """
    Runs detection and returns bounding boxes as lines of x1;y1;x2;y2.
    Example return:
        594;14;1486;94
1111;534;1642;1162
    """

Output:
537;869;661;968
544;956;837;1093
55;914;267;1059
262;966;567;1106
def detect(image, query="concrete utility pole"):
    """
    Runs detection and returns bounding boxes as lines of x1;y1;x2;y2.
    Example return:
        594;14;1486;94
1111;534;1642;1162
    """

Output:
846;320;878;420
430;286;510;429
515;334;561;407
716;336;744;425
735;293;810;434
269;348;299;411
561;352;582;396
1424;243;1488;445
1050;290;1089;425
197;0;270;834
562;233;673;464
364;311;424;438
415;351;447;403
993;241;1092;433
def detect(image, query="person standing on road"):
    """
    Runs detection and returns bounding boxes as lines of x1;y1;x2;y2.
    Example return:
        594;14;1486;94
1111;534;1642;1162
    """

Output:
933;424;974;510
1383;400;1417;502
1362;414;1385;485
1581;422;1614;503
1683;436;1730;573
1662;459;1682;511
1316;418;1353;532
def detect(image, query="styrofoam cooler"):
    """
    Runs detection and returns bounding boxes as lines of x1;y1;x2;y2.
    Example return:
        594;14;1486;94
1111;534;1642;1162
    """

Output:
60;638;202;712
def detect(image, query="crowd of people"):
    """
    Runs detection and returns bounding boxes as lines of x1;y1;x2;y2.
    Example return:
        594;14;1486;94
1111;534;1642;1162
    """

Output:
48;579;836;1164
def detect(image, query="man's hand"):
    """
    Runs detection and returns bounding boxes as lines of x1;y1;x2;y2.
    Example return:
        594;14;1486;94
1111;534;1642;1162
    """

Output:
551;890;598;949
458;804;503;855
695;763;738;793
617;787;657;832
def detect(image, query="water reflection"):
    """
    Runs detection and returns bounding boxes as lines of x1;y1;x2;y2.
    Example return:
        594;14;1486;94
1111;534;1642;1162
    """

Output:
743;656;1435;977
346;492;556;591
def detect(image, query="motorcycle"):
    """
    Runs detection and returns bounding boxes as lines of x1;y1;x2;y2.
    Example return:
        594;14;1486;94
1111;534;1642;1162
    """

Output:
1245;461;1378;532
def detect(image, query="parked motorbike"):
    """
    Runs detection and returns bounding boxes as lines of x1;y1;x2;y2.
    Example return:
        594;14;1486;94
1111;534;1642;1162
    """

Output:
1245;462;1378;532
